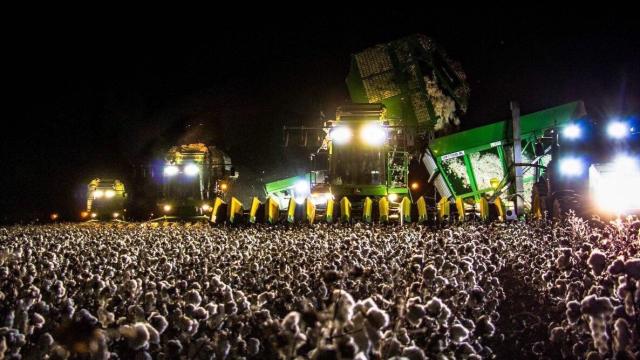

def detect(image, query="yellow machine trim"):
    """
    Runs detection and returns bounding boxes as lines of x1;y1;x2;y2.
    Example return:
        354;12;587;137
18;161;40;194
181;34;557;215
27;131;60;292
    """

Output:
249;197;262;223
363;197;373;223
416;196;427;222
455;196;465;222
211;197;225;223
228;197;244;223
340;197;351;222
287;198;297;223
494;197;506;222
326;199;335;223
267;196;280;224
379;197;390;222
401;197;412;224
438;197;451;221
306;198;316;224
479;197;489;221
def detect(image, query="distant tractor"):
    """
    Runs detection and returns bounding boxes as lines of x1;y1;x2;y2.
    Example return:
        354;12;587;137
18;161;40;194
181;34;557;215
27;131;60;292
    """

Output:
157;143;236;220
84;179;127;220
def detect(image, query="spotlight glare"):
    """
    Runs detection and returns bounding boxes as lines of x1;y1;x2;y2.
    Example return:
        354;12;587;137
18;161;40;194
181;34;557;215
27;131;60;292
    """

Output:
184;164;200;176
164;165;179;176
607;121;629;139
329;126;352;145
559;157;584;177
360;123;387;145
105;189;116;198
562;124;581;139
93;190;104;199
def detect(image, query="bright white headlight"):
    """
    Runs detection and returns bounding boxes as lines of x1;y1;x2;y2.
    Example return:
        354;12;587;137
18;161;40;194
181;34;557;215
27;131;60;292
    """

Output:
93;190;104;199
562;124;581;139
164;165;179;176
105;190;116;198
184;164;200;176
607;121;629;139
361;123;387;145
294;180;310;197
559;158;584;176
329;127;352;145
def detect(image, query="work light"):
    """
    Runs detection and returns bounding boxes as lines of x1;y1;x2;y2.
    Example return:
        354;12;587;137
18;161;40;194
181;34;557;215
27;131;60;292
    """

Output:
164;165;179;176
329;127;352;145
361;123;387;145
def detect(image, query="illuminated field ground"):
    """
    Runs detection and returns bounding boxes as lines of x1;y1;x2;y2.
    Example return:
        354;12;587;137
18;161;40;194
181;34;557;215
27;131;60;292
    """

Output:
1;218;638;359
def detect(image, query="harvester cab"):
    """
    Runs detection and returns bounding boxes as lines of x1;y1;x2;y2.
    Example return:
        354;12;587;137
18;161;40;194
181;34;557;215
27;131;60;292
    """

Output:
270;103;414;222
84;179;127;221
157;143;236;220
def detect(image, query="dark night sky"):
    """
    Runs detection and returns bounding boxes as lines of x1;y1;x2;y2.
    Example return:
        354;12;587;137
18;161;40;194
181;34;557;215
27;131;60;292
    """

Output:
2;10;639;222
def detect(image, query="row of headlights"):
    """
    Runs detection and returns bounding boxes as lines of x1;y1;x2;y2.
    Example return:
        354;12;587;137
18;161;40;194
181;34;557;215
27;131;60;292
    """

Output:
560;154;638;177
562;120;635;140
164;164;200;177
329;123;387;146
93;189;117;199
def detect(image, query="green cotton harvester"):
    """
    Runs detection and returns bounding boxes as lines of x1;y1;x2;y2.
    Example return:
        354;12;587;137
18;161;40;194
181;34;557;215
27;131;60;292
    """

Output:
209;34;589;224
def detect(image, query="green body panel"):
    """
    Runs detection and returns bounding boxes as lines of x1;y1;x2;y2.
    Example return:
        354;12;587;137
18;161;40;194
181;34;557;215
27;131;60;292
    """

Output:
429;101;586;201
430;101;586;157
264;175;309;196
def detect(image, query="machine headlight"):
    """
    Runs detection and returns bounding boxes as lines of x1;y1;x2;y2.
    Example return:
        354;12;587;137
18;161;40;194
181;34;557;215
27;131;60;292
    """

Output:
163;204;172;212
201;204;211;212
562;124;581;139
105;189;116;198
294;180;310;197
613;154;638;173
559;157;584;177
90;213;97;218
184;164;200;176
360;123;387;145
388;193;399;202
590;161;640;213
329;126;352;145
112;212;120;218
164;165;179;176
93;190;104;199
607;121;629;139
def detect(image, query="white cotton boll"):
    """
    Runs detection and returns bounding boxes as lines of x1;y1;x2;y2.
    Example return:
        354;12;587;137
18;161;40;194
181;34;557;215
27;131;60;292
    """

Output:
422;265;437;282
450;324;469;343
475;315;495;337
438;304;452;324
192;306;208;320
31;312;45;329
148;313;168;334
144;323;160;344
587;250;607;276
426;297;443;316
565;300;582;324
332;290;355;322
608;259;625;275
366;307;389;329
124;279;138;294
282;311;301;335
406;303;426;326
613;318;631;353
401;345;426;360
119;323;150;350
246;338;260;356
624;258;640;279
580;295;614;317
53;280;65;298
549;326;565;343
185;289;202;306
